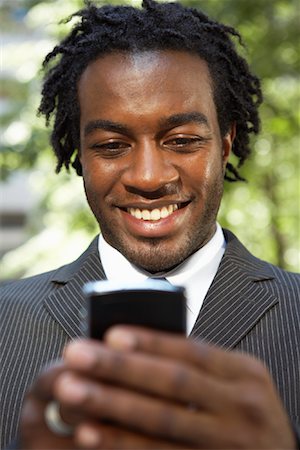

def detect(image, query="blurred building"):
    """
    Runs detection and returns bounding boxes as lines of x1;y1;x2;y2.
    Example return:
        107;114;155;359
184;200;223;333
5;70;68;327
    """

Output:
0;173;37;258
0;2;47;259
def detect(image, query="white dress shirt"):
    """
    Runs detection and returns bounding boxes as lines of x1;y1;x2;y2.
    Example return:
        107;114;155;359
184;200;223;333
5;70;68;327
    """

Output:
98;223;226;334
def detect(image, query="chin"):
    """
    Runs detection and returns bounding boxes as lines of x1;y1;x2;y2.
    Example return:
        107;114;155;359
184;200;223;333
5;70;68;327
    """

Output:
99;209;218;272
114;236;198;273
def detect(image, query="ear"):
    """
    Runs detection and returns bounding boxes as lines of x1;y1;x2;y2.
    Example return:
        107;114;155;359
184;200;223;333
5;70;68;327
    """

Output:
72;151;83;176
222;122;236;171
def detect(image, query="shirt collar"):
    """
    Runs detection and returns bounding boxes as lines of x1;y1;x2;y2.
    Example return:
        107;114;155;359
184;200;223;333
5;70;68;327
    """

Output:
98;223;225;284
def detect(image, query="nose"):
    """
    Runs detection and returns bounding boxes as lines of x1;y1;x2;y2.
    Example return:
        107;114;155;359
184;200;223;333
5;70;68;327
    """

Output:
121;140;179;193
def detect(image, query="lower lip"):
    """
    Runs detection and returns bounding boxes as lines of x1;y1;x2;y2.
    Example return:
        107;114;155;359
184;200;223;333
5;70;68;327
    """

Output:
119;207;188;238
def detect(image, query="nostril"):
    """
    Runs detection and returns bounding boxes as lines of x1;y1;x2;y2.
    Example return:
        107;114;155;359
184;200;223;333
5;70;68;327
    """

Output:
125;184;179;199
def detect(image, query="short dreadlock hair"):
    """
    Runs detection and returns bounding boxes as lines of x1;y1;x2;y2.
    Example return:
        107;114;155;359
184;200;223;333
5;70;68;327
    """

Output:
39;0;262;181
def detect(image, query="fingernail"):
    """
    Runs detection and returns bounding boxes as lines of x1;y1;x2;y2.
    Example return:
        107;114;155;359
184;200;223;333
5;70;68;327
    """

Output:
105;328;137;350
76;424;102;448
56;374;87;402
65;342;96;368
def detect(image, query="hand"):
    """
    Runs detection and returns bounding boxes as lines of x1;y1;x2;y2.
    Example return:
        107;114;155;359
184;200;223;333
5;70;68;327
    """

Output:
18;347;189;449
19;362;79;449
52;327;296;449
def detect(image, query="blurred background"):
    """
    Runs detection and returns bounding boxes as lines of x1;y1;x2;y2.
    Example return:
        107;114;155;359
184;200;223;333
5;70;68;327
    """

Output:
0;0;299;280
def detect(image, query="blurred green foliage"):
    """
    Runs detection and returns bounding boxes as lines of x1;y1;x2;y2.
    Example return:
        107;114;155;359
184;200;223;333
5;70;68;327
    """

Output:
0;0;299;279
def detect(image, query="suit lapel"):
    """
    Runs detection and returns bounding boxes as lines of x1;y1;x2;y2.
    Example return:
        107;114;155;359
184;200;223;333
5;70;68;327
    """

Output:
43;231;279;346
44;237;107;339
190;230;279;349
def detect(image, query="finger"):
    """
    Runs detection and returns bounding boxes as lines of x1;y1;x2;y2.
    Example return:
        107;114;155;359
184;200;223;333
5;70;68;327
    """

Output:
20;362;77;449
64;341;231;412
75;421;196;449
30;360;65;401
62;375;296;450
21;400;76;450
54;373;216;446
27;361;81;425
104;326;267;381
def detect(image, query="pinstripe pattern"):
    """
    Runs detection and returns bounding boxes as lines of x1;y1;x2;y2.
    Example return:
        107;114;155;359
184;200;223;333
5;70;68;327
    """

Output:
1;231;299;448
190;230;300;426
0;238;105;448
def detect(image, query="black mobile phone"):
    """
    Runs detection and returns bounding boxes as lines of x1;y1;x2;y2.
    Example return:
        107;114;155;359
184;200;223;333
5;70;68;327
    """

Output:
82;279;186;340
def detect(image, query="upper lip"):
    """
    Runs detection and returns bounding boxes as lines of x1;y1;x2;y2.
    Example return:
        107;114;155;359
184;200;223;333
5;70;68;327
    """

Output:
117;200;191;210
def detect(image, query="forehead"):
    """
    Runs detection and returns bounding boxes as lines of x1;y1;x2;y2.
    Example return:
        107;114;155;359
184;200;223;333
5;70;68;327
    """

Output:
77;50;217;129
79;50;214;94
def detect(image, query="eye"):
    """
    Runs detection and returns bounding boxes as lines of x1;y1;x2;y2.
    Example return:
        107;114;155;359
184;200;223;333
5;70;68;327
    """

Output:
90;140;131;157
163;135;209;152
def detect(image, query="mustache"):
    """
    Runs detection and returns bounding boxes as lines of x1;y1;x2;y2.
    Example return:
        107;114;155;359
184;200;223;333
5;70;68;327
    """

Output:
125;183;180;199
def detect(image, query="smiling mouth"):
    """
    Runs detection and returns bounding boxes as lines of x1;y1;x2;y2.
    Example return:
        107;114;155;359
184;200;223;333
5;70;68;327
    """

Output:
125;202;189;221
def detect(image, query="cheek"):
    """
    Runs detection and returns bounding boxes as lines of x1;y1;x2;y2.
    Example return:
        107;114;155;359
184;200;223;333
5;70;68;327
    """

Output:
202;148;224;177
81;157;117;195
180;151;223;195
178;154;213;184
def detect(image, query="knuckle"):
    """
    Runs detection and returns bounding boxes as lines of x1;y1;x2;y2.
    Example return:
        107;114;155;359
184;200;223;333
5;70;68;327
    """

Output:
169;364;189;392
102;348;126;373
111;350;126;370
122;326;159;350
145;331;161;351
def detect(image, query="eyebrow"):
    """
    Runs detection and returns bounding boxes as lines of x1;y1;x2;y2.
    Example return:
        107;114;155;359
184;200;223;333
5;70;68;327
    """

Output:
83;111;211;137
159;112;210;130
84;120;130;137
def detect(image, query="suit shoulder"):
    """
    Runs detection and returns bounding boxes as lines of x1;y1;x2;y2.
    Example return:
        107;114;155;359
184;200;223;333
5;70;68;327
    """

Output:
246;251;300;299
252;258;300;312
0;268;60;309
223;228;300;298
1;267;55;288
267;262;300;292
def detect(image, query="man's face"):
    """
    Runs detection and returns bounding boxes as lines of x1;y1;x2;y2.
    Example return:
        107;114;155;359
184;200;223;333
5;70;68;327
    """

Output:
78;50;233;272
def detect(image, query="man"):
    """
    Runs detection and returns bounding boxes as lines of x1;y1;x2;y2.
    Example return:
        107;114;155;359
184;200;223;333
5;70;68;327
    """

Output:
1;0;299;448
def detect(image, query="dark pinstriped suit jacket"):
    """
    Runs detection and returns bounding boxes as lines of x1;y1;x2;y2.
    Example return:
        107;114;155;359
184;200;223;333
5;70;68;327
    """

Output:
1;229;299;449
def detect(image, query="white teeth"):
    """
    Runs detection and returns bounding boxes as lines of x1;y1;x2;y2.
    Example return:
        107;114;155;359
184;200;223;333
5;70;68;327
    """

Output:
160;207;169;218
142;209;151;220
135;209;142;219
150;209;160;221
127;204;180;221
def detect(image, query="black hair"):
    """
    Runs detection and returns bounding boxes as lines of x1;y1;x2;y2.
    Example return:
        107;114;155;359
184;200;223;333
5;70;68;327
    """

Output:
38;0;262;181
